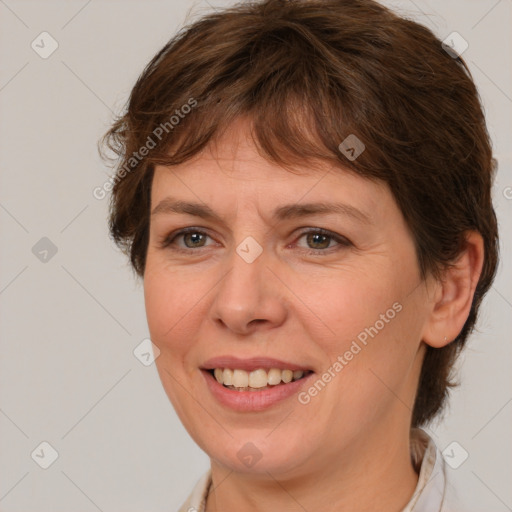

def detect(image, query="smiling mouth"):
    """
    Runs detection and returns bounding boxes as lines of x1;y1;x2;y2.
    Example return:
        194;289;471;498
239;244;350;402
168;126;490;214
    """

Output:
208;368;313;392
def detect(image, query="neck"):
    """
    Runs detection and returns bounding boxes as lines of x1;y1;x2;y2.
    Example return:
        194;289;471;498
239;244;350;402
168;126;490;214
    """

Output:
205;425;419;512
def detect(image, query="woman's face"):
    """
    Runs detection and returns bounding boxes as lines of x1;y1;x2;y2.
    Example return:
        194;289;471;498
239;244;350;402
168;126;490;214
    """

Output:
144;119;435;477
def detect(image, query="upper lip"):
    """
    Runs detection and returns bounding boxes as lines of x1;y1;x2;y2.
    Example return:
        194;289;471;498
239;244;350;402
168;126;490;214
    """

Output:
201;356;313;373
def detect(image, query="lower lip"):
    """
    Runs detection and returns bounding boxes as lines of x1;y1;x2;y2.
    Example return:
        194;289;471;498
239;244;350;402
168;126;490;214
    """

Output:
201;370;315;412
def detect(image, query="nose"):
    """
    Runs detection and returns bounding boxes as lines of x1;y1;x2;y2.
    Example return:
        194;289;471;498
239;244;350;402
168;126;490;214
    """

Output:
210;244;288;335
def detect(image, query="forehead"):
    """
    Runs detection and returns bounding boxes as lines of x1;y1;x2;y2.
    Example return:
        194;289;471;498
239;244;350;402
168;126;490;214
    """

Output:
150;118;395;225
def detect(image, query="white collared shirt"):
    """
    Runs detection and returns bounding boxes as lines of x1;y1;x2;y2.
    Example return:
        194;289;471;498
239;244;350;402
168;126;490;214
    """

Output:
177;429;463;512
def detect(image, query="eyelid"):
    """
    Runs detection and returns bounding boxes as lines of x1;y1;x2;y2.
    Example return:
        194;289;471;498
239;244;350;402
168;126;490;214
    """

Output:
159;226;352;253
294;227;352;248
158;226;216;250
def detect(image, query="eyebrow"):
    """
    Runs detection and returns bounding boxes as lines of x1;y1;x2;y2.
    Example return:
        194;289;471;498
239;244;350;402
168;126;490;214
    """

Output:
151;198;371;224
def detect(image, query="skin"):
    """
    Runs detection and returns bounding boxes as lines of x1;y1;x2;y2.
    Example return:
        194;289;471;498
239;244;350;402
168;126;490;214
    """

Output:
143;117;484;512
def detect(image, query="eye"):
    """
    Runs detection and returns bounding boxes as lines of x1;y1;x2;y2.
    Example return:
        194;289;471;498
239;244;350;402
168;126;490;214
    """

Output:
159;227;352;255
159;227;214;252
294;228;352;255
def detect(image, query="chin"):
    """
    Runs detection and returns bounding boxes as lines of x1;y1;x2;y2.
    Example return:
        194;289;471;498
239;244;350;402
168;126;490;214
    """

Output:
198;428;314;477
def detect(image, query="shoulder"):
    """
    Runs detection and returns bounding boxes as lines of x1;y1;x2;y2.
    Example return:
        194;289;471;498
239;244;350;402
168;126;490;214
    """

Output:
406;429;478;512
177;470;212;512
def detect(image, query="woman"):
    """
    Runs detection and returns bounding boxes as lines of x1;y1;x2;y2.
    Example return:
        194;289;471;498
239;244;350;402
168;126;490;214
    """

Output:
101;0;499;510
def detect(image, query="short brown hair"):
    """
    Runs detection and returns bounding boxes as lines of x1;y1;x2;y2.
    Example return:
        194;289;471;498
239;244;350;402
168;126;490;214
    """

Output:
101;0;499;427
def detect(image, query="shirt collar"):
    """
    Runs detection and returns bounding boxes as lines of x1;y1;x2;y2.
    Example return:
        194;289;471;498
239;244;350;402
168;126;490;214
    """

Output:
178;428;448;512
402;428;447;512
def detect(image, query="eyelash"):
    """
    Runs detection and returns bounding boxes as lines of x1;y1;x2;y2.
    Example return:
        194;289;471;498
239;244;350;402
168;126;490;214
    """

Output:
159;227;352;256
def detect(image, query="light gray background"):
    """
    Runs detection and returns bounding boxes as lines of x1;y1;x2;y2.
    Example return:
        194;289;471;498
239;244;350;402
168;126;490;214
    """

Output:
0;0;510;511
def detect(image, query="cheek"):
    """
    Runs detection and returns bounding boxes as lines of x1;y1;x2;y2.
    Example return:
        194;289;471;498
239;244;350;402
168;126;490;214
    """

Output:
143;265;195;350
326;290;424;417
144;273;171;339
143;269;199;406
143;260;219;382
299;268;402;348
305;268;420;393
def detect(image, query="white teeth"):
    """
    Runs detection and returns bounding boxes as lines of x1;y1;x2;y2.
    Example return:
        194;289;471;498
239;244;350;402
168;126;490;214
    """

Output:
282;369;293;383
232;369;249;388
222;368;233;386
249;369;268;388
267;368;282;385
211;367;308;389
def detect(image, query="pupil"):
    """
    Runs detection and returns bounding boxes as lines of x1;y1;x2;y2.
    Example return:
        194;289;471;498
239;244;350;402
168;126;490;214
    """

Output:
187;233;203;247
185;232;330;249
309;233;328;249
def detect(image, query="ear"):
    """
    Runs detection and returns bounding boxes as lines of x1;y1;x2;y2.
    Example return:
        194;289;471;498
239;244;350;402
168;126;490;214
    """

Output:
422;231;485;348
